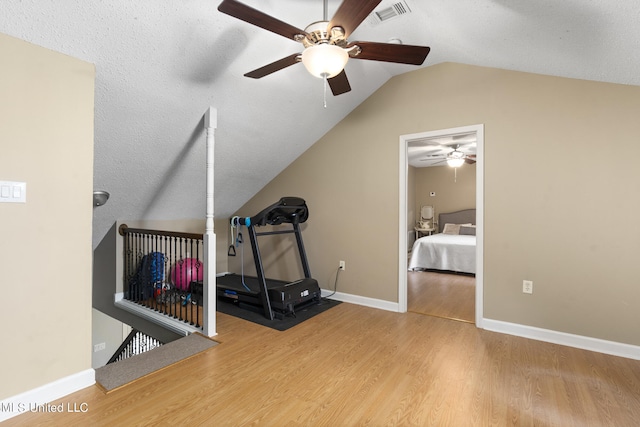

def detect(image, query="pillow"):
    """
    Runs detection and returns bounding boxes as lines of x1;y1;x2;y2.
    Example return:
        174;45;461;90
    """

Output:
442;223;473;235
459;225;476;236
442;223;458;235
442;223;471;235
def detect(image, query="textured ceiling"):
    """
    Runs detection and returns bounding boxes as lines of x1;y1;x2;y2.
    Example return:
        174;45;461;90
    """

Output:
1;0;639;247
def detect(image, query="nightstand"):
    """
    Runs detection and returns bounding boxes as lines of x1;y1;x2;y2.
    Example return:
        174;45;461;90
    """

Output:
415;227;435;239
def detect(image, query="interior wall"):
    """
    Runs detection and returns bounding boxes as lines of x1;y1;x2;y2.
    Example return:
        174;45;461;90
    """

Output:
229;110;404;300
414;164;476;228
0;33;95;399
91;309;127;369
232;62;640;347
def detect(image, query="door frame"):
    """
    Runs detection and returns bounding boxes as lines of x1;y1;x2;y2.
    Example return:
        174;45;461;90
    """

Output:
398;124;484;327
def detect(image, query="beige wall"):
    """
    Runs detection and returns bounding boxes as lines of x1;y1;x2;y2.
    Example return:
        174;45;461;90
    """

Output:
413;164;476;230
0;33;95;399
231;62;640;347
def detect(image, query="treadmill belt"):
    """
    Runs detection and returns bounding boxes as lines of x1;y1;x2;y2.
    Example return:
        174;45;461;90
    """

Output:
216;273;289;294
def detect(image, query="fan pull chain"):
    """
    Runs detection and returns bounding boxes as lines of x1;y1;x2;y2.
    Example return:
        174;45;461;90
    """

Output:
323;74;328;108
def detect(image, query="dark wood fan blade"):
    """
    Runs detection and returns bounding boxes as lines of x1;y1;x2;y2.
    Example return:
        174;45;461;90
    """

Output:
465;155;477;164
348;41;430;65
244;53;301;79
218;0;307;41
328;0;382;39
328;70;351;95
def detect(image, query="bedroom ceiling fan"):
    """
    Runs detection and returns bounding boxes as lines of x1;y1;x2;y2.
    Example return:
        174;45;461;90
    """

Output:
217;0;431;96
420;146;477;167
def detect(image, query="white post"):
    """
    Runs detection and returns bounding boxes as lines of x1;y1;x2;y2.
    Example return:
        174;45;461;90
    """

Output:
203;107;217;336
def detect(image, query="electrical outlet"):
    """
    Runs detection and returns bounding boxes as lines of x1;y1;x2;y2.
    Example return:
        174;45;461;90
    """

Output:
94;342;106;352
522;280;533;294
339;260;345;271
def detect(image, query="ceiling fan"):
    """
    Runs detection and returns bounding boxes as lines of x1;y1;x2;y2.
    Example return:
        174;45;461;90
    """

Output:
217;0;431;95
420;146;477;167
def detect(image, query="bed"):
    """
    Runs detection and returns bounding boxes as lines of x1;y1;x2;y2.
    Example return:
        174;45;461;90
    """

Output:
408;209;476;274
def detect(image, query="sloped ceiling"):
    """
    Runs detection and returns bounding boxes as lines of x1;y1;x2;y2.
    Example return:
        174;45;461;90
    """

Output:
1;0;639;247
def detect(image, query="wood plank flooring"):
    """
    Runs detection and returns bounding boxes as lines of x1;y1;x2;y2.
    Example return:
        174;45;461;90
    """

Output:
408;270;475;323
6;303;640;426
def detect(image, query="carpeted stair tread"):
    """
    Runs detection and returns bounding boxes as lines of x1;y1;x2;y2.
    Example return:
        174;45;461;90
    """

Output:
95;333;217;392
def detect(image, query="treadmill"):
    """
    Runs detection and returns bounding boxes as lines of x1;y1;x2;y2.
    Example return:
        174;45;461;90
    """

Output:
216;197;321;320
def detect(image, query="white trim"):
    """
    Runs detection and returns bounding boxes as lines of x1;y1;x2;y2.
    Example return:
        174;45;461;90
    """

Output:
203;233;217;337
398;140;408;312
484;319;640;360
398;124;485;327
203;107;217;337
474;126;484;328
0;369;95;422
322;289;399;312
114;295;199;336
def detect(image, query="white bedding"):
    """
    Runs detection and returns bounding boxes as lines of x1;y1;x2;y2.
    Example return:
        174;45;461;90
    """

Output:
408;233;476;274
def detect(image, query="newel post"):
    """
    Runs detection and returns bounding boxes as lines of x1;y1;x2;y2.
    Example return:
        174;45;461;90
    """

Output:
203;107;217;336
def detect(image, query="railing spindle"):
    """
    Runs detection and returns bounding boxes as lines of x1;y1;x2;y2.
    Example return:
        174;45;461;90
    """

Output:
119;225;205;330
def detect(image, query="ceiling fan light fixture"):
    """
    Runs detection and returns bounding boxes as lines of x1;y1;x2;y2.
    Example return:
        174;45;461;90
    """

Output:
301;43;349;78
446;150;465;167
446;157;465;167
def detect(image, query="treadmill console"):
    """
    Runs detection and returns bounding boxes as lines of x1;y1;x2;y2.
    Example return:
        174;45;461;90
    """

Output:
251;197;309;226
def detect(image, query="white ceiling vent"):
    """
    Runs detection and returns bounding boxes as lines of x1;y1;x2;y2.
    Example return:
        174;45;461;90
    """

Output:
367;0;412;26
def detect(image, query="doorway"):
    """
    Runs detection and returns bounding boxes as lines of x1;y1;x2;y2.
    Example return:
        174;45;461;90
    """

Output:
407;270;475;322
398;124;484;327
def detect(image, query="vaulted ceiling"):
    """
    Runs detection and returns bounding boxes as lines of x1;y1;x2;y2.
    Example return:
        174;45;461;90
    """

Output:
1;0;638;247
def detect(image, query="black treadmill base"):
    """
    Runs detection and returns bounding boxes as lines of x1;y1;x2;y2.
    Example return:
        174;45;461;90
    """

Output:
220;297;320;320
216;273;321;317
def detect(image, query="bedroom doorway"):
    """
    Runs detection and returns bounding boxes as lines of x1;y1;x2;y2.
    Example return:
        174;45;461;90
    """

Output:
398;124;484;327
407;271;475;322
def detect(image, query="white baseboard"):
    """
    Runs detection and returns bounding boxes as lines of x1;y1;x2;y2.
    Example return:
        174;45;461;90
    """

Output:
321;289;640;360
483;318;640;361
322;289;399;312
0;369;95;422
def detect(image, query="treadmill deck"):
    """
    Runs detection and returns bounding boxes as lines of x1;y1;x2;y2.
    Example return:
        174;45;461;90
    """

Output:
217;273;320;314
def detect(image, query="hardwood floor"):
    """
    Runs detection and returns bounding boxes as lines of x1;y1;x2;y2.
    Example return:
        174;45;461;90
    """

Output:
6;303;640;426
408;270;475;323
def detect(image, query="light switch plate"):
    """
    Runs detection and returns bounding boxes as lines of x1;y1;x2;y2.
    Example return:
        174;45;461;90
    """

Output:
0;181;26;203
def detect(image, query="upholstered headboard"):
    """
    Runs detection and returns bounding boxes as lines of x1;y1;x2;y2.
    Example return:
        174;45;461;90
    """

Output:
438;209;476;233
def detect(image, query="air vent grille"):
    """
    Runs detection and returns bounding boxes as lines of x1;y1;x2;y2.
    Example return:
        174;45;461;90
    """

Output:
367;1;412;26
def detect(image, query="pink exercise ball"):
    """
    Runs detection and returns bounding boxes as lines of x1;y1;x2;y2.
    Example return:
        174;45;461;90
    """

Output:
170;258;203;291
